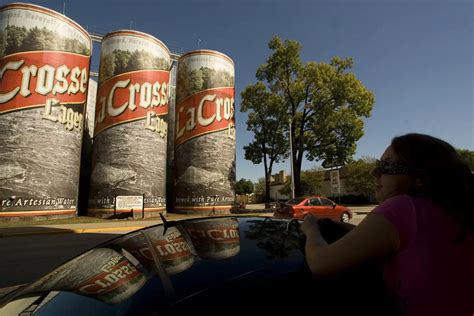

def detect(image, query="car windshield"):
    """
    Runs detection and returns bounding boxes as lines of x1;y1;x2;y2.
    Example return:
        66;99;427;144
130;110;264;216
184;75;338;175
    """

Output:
286;198;306;205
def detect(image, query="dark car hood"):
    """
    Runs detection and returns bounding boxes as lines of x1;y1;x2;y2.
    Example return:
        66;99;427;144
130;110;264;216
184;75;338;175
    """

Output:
0;216;308;315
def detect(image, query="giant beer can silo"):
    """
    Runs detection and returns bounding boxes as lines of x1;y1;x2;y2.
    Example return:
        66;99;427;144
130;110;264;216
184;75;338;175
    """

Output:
88;30;170;218
0;3;92;220
174;50;236;214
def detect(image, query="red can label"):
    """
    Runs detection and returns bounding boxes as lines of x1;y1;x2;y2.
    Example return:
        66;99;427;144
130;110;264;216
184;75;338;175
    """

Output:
175;87;235;147
0;52;89;113
94;70;170;136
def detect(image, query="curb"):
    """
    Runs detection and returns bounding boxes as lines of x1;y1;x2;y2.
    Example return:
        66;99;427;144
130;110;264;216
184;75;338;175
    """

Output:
0;213;274;238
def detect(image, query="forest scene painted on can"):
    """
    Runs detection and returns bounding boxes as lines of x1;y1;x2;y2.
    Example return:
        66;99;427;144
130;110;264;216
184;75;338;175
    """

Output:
174;51;236;213
176;52;234;104
0;4;91;215
0;6;91;58
98;32;170;84
89;31;170;216
0;25;90;57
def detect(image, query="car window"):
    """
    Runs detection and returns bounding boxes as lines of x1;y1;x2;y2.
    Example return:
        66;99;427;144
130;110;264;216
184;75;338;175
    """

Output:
309;198;321;206
286;197;306;205
320;198;334;206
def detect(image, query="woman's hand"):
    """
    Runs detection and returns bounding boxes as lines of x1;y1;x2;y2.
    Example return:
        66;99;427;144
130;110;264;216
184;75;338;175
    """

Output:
301;213;323;239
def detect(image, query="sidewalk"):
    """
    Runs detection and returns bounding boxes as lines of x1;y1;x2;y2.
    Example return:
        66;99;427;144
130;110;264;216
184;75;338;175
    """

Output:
0;205;374;238
0;211;273;238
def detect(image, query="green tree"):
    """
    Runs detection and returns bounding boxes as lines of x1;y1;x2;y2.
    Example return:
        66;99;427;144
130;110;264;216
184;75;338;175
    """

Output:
279;168;324;197
99;55;115;83
344;157;377;199
153;57;169;70
189;69;204;92
245;220;301;259
0;30;6;57
254;178;266;203
249;36;374;197
64;38;89;55
128;49;154;71
5;25;27;55
177;62;191;102
113;49;132;75
457;148;474;171
235;178;254;195
19;27;59;52
241;82;288;204
201;67;213;89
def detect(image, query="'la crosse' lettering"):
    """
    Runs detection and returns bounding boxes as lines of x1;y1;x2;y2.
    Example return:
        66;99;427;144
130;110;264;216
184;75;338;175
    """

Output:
176;90;235;145
0;60;88;104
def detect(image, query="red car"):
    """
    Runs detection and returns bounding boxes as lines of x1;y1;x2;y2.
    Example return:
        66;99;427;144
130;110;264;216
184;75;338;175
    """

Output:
273;196;352;223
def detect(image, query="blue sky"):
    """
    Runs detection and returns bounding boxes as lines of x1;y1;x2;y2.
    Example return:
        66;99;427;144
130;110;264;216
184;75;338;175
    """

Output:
15;0;473;182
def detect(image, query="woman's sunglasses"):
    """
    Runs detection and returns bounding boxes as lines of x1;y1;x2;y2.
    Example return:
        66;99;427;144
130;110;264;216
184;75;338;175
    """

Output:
372;159;420;177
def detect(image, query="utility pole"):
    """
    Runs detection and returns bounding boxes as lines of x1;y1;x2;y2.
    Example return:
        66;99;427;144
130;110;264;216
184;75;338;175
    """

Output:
289;117;295;199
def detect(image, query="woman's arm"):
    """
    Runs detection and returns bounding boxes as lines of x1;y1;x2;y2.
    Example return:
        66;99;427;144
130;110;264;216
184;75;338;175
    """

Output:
301;213;400;276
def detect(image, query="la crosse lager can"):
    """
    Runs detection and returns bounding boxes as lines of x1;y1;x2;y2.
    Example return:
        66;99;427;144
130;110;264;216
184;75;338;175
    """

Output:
88;30;170;218
0;3;92;220
174;50;236;215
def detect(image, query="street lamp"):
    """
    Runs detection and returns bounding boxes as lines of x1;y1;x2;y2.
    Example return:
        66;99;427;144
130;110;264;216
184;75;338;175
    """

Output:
289;117;295;199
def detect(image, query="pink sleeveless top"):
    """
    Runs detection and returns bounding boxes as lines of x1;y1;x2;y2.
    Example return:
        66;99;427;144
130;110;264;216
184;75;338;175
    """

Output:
373;195;474;316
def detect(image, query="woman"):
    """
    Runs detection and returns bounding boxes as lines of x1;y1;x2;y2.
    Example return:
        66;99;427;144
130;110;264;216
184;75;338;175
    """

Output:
302;133;473;316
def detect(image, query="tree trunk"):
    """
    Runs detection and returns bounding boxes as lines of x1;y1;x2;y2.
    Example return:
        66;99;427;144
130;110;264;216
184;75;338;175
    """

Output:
294;149;304;197
294;163;302;197
265;177;271;206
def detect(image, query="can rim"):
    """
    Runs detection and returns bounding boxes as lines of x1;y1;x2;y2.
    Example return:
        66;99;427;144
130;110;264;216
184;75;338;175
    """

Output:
102;29;171;58
179;49;234;66
0;2;92;51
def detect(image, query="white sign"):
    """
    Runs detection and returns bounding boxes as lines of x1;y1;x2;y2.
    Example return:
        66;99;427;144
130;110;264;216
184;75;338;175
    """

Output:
116;195;144;211
330;170;340;194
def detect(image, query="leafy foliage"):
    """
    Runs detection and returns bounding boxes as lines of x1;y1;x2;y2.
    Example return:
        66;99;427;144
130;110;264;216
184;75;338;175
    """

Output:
176;62;235;102
240;82;288;203
235;178;254;195
245;36;374;196
457;148;474;171
254;178;266;202
245;220;302;259
2;25;89;57
344;157;377;199
279;168;324;196
99;49;169;83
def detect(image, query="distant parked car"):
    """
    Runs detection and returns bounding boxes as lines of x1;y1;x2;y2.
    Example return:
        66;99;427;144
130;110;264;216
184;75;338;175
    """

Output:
273;196;352;223
268;200;287;210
